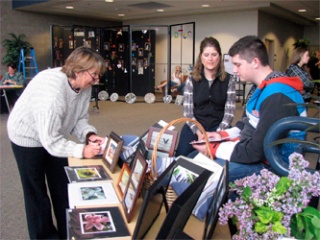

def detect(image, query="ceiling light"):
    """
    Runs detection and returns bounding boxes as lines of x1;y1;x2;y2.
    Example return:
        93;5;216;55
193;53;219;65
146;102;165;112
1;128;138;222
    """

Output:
202;4;210;8
315;17;320;21
298;9;306;12
157;9;164;12
105;0;114;2
66;6;74;9
118;14;125;17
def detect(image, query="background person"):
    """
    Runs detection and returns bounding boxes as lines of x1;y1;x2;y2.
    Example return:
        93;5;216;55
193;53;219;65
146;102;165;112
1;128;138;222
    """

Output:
7;46;106;239
0;62;24;109
190;36;306;183
155;65;183;91
175;37;236;157
286;47;314;101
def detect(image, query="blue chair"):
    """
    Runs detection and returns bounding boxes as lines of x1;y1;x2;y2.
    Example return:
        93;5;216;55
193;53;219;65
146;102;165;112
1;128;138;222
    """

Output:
263;116;319;177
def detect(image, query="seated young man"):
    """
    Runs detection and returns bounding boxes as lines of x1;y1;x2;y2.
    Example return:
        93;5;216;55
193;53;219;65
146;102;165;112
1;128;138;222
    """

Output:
190;36;306;183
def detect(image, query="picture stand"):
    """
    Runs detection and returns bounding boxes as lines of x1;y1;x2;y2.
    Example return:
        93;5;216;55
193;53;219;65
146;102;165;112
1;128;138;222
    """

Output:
132;158;212;239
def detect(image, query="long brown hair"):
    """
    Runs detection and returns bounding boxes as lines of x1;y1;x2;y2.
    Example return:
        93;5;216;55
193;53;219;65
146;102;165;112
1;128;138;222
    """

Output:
192;37;226;81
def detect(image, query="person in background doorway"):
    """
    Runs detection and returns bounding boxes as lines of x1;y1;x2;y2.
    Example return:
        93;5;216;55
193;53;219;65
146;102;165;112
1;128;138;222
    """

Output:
175;37;236;157
155;65;183;90
7;46;106;239
286;47;314;101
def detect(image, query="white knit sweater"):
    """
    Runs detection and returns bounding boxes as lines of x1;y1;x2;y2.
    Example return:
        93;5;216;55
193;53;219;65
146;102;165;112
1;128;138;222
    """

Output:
7;67;97;158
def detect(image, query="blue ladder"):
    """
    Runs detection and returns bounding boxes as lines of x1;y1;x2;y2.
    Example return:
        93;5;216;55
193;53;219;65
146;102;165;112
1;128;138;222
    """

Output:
18;47;39;85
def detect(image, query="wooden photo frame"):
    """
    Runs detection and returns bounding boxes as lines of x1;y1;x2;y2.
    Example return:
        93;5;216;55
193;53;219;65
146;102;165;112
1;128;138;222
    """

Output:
122;150;147;223
116;163;131;200
102;131;124;173
145;127;178;158
138;48;144;56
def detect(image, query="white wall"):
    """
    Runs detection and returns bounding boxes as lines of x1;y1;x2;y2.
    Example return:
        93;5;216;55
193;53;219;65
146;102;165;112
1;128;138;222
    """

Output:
124;10;258;85
258;12;304;71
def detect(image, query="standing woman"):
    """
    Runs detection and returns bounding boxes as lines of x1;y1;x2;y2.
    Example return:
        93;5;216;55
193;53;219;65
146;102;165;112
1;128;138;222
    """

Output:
286;47;314;101
7;46;106;239
175;37;236;157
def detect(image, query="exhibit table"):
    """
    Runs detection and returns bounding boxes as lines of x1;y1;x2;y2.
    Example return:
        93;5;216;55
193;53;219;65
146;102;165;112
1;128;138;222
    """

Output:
0;85;24;113
68;157;204;239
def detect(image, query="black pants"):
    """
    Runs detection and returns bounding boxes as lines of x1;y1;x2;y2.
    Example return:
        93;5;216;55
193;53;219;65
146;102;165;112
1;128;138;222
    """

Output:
11;142;69;239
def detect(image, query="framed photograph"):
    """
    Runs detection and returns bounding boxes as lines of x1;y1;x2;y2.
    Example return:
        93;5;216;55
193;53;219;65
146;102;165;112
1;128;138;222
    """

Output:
145;127;178;158
88;31;95;38
116;163;131;199
102;132;124;173
122;151;147;222
131;43;136;51
143;58;149;67
131;57;137;66
68;40;73;49
144;42;151;51
118;43;124;52
67;207;130;239
138;48;144;56
64;165;111;183
68;181;119;208
104;42;110;50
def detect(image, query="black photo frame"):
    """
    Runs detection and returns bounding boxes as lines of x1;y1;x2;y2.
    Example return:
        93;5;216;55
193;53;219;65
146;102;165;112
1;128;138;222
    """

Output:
66;207;130;239
132;157;210;239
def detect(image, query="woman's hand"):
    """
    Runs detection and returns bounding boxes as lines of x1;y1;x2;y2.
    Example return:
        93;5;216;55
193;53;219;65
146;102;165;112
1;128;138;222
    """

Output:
206;132;222;140
83;144;101;158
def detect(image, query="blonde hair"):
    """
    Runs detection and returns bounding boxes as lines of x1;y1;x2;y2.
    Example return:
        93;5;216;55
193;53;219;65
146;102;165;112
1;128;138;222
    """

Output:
192;37;226;81
61;46;106;78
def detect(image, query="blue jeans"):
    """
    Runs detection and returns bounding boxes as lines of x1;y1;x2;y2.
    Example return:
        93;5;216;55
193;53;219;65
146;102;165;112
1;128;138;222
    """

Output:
175;123;218;157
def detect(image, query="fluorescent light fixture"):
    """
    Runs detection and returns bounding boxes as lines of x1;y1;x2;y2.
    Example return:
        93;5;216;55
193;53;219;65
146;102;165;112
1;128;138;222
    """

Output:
298;9;306;12
157;9;164;12
202;4;210;8
105;0;114;2
66;6;74;9
315;17;320;21
118;13;125;17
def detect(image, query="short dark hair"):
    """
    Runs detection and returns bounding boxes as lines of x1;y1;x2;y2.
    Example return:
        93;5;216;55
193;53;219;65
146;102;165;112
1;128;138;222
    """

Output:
8;62;17;69
228;35;269;66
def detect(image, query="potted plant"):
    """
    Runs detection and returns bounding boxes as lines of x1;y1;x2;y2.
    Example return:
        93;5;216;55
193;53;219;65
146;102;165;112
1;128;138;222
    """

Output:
2;33;31;66
218;152;320;239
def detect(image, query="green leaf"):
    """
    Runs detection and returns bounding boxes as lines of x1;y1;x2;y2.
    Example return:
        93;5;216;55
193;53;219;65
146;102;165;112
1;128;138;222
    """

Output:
275;177;292;195
271;221;287;234
272;211;283;223
242;186;252;203
254;222;268;233
255;207;274;224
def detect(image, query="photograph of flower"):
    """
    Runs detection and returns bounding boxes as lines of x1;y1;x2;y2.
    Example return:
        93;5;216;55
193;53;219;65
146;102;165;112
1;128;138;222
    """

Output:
64;165;111;183
80;211;115;234
67;207;130;239
80;186;106;201
75;167;101;180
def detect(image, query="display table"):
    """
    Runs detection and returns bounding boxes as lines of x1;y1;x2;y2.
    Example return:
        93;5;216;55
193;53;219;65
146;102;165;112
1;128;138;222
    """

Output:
0;85;24;113
68;157;204;239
